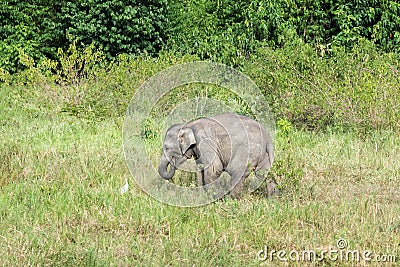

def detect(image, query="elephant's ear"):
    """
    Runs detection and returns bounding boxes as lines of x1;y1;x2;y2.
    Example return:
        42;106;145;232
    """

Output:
178;127;196;155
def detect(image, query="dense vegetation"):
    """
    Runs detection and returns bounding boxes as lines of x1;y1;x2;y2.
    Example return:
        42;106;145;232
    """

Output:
0;0;168;72
1;0;399;130
166;0;400;65
1;1;399;265
1;0;400;72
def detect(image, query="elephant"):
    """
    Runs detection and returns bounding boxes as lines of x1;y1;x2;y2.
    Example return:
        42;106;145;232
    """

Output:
158;113;279;198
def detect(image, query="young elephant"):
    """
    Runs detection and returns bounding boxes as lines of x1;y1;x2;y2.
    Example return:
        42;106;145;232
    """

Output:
158;113;278;198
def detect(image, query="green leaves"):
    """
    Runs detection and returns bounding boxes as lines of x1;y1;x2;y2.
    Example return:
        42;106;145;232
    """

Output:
0;0;399;73
0;0;167;73
166;0;400;66
243;38;400;132
60;0;167;60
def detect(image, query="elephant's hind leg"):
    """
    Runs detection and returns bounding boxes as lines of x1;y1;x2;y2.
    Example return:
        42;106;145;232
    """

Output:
255;169;280;197
228;168;252;199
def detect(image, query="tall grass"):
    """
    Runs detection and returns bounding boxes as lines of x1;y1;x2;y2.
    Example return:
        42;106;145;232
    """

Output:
1;44;399;265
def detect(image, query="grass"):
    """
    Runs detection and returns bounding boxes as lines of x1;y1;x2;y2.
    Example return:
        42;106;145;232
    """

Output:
1;69;399;265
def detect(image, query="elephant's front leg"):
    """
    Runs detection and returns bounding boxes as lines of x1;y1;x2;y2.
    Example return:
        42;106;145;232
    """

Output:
196;159;223;186
196;168;205;186
196;164;224;199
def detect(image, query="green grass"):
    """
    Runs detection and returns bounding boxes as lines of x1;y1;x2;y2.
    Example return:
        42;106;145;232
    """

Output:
1;83;399;266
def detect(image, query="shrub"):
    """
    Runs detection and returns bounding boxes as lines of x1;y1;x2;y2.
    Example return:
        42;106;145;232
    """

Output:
166;0;272;66
0;0;168;72
60;0;168;60
244;38;400;131
0;0;63;73
166;0;400;66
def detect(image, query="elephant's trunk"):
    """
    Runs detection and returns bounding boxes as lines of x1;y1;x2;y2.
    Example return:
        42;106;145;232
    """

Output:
158;155;176;180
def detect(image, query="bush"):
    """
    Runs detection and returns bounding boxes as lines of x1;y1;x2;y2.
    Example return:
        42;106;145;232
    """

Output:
60;0;168;60
166;0;272;66
1;1;399;72
244;39;400;131
166;0;400;66
0;0;63;73
6;37;399;133
0;0;168;73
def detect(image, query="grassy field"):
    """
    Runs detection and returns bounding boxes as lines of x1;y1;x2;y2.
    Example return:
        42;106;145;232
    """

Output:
1;60;399;266
1;85;399;266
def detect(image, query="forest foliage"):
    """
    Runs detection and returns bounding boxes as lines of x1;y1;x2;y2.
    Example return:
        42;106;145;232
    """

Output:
1;0;399;132
1;0;399;72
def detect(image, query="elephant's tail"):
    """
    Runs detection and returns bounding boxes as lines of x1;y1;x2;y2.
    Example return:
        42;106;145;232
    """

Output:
266;142;274;168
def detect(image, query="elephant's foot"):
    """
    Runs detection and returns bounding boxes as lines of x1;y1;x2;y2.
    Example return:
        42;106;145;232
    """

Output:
266;179;280;197
228;178;245;199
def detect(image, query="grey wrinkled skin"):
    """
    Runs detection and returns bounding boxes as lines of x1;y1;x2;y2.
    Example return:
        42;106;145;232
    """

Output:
158;113;279;198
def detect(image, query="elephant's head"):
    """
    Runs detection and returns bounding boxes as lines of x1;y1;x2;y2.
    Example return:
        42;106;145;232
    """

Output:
158;124;197;180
